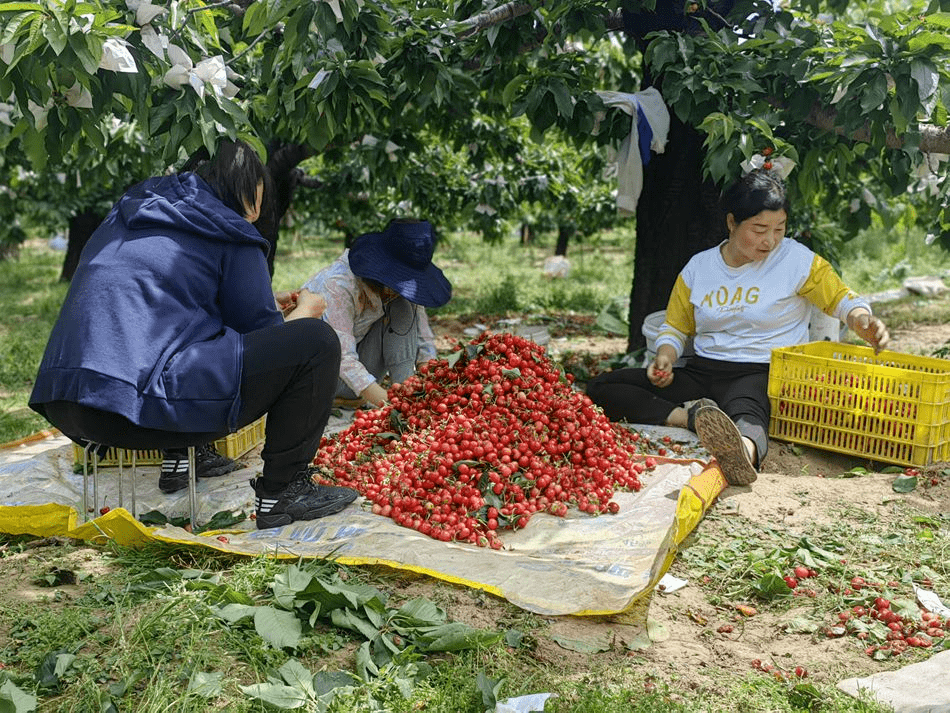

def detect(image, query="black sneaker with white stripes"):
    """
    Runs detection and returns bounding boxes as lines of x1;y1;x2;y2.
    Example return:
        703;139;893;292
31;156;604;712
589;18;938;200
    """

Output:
252;470;358;530
159;445;241;494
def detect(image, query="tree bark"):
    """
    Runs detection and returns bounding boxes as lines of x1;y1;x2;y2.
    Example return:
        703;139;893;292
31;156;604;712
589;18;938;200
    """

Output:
60;209;105;282
256;141;314;276
622;3;732;354
456;1;539;37
627;112;724;353
804;102;950;154
555;225;572;256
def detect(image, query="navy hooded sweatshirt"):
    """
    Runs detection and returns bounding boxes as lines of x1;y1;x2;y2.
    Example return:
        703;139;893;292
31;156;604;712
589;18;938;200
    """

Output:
29;172;283;433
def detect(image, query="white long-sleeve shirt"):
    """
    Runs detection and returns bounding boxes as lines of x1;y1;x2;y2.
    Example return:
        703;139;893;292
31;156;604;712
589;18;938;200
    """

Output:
302;250;437;394
655;238;870;364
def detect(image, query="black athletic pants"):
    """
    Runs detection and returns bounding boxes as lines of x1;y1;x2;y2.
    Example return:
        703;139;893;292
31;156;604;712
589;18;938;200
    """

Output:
585;355;771;464
43;318;341;490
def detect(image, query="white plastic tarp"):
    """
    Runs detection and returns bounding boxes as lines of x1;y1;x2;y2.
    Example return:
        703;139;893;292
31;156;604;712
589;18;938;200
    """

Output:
0;429;709;616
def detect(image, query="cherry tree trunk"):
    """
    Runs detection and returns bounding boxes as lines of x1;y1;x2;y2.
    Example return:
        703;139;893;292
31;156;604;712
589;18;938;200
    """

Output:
622;1;735;353
257;141;314;276
555;225;573;256
626;113;725;353
60;209;105;282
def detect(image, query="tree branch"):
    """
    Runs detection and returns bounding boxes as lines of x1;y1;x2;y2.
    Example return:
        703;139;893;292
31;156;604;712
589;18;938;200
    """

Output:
805;102;950;154
455;2;625;36
295;174;324;190
227;29;272;67
168;0;236;44
763;99;950;154
456;1;543;38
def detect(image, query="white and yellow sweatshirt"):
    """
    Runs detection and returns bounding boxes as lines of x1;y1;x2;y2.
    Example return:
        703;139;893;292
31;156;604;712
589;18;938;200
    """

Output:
656;238;870;364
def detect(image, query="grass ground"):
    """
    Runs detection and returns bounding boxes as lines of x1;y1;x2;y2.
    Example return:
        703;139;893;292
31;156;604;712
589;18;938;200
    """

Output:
1;227;948;711
5;222;950;443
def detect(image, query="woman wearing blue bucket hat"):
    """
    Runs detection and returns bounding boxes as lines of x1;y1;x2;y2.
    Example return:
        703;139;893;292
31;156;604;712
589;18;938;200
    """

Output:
298;218;452;408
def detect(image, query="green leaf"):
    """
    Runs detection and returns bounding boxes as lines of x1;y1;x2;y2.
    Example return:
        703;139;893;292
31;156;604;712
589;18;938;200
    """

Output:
416;622;503;652
0;678;38;712
551;631;610;653
312;671;356;696
908;31;950;52
892;474;918;493
20;127;46;171
0;11;34;48
242;0;267;35
298;575;370;612
550;81;574;120
753;573;791;600
796;538;840;565
910;59;938;101
212;602;257;623
44;18;67;55
278;659;315;698
502;74;527;107
254;606;303;650
476;671;504;710
374;631;402;655
239;682;308;709
72;33;100;75
485;22;500;47
859;71;888;113
783;616;820;634
624;631;653;651
504;629;524;648
35;650;76;690
355;641;379;681
392;597;446;627
187;671;223;698
329;607;380;640
787;682;822;709
595;296;629;335
272;564;314;609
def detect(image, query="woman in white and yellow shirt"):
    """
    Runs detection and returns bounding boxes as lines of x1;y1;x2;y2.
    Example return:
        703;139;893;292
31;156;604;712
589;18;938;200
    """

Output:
586;169;889;486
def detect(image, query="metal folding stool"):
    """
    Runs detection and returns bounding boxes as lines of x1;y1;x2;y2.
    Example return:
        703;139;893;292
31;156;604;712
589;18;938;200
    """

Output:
80;443;198;529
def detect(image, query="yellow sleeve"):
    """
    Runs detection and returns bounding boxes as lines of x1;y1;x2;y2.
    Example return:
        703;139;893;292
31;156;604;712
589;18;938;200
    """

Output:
798;254;861;316
664;274;696;337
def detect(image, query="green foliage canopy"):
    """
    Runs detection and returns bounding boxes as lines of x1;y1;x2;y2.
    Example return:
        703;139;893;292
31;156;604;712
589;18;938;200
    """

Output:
0;0;946;248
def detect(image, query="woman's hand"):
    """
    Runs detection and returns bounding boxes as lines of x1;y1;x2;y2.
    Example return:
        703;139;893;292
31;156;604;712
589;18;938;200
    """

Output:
847;309;890;354
274;290;298;316
359;382;388;408
647;347;676;387
283;289;327;321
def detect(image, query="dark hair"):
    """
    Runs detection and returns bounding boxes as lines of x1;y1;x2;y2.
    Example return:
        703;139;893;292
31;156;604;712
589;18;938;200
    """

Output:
720;169;790;224
181;139;269;219
361;277;386;293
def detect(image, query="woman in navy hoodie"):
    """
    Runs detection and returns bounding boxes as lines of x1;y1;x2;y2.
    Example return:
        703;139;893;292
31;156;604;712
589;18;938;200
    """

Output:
30;139;357;529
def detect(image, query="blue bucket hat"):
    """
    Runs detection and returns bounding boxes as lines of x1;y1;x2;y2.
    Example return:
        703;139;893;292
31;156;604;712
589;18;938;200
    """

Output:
348;220;452;308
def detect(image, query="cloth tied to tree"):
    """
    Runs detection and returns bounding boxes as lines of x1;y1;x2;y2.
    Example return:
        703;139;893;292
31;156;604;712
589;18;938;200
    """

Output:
596;87;671;216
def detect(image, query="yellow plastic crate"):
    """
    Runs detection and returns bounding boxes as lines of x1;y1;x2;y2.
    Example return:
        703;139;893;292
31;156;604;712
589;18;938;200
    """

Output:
72;416;266;466
768;342;950;467
213;416;266;460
